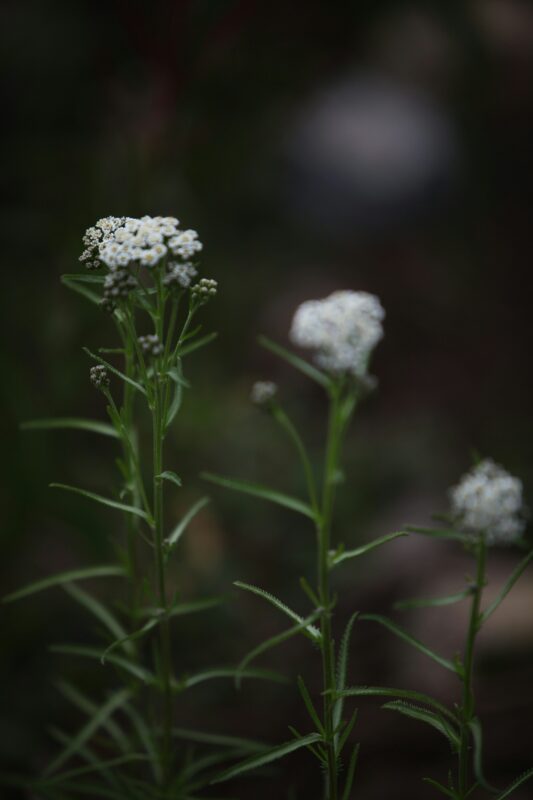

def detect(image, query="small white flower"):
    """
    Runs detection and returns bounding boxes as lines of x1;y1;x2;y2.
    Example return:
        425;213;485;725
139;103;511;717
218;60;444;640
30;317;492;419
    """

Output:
250;381;278;405
450;459;525;546
289;290;385;378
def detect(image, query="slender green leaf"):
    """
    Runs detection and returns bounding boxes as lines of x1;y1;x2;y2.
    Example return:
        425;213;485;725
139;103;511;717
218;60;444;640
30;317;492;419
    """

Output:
172;727;267;753
165;497;210;550
62;276;101;305
2;565;125;604
178;331;218;358
202;473;314;518
61;274;106;284
360;614;456;672
50;483;149;521
122;702;161;784
50;645;155;684
166;367;190;388
234;581;321;641
237;609;323;680
20;418;118;438
383;701;460;748
210;733;323;784
83;348;146;396
45;689;131;775
494;768;533;799
156;470;182;487
329;531;409;567
258;335;331;389
165;357;184;428
333;613;359;738
341;743;360;800
288;726;326;763
296;676;325;734
395;589;473;611
38;754;148;787
56;681;130;754
48;728;119;790
405;525;470;543
337;709;358;756
335;686;456;722
100;617;159;663
422;778;459;798
175;667;287;691
469;718;498;792
330;532;408;567
482;549;533;624
63;583;133;656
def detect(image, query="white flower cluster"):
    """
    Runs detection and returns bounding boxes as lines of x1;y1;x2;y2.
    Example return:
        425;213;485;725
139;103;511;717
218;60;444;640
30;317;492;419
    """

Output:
289;290;385;378
250;381;278;405
80;216;202;271
450;459;525;546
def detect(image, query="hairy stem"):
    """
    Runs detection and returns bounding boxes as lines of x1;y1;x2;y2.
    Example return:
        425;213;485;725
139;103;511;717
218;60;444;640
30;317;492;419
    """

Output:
458;537;486;797
317;386;344;800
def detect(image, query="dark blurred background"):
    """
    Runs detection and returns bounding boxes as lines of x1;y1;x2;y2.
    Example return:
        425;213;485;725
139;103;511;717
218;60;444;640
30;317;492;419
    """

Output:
2;1;533;797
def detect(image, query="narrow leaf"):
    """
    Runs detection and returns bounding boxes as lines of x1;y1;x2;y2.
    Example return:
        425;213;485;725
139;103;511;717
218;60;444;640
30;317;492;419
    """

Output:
341;743;360;800
383;701;460;748
45;689;131;775
56;681;130;754
297;676;325;734
50;483;149;521
210;733;322;784
165;357;184;428
360;614;456;672
422;778;459;798
330;532;408;567
335;686;456;722
258;335;331;389
83;348;146;396
178;331;218;358
395;589;473;611
482;549;533;624
234;581;321;641
165;497;210;550
156;470;182;487
237;610;322;679
202;473;314;519
62;276;101;305
405;525;470;543
38;754;148;787
175;667;286;691
122;702;161;784
101;618;159;663
61;273;106;284
20;418;118;438
63;583;133;656
172;727;267;753
495;768;533;799
50;645;156;684
2;566;125;604
333;612;359;738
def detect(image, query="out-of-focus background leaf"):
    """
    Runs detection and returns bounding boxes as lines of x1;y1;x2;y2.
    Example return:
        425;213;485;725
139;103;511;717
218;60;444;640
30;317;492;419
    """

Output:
1;1;533;797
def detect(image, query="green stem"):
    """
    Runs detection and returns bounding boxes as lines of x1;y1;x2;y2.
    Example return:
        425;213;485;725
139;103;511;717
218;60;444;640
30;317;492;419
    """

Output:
152;382;174;785
458;537;486;798
317;386;345;800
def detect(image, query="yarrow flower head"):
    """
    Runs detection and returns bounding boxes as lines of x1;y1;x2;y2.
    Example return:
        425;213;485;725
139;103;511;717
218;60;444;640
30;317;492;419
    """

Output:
250;381;278;406
90;365;110;390
450;459;526;546
80;216;203;272
289;290;385;379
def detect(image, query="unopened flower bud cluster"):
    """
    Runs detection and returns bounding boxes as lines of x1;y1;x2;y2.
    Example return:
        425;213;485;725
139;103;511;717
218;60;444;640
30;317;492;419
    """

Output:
290;290;384;379
102;269;137;313
90;365;110;390
192;278;217;303
138;334;164;357
251;381;278;406
450;459;525;546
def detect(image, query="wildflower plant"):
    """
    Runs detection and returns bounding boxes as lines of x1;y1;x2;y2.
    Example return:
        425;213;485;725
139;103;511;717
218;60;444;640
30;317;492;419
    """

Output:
4;215;273;798
334;458;533;800
204;290;406;798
